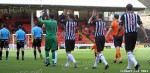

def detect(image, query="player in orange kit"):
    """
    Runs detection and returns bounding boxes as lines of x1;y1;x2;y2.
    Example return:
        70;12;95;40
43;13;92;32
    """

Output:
105;14;124;63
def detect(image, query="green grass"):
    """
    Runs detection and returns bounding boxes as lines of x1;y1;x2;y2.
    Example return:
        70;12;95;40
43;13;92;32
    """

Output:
0;48;150;73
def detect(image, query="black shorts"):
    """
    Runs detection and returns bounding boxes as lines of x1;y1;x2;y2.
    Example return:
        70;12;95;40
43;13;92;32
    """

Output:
32;38;42;47
125;32;137;51
0;39;9;48
17;40;25;49
113;36;123;47
65;40;75;52
95;36;105;52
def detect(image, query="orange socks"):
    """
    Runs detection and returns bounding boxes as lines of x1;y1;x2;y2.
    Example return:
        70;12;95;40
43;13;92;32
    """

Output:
116;48;122;61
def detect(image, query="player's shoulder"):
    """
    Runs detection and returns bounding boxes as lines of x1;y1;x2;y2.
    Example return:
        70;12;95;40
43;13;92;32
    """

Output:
111;21;115;25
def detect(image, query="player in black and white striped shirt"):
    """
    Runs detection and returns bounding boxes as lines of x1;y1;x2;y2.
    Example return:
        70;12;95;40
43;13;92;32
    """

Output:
59;9;78;68
88;10;109;69
118;4;148;70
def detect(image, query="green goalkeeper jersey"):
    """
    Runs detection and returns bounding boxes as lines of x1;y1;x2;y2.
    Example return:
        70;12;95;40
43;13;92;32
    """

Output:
38;18;57;35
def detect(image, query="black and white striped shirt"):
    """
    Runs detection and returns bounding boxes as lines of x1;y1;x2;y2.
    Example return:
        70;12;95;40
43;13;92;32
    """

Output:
59;19;77;40
120;12;142;33
91;20;106;37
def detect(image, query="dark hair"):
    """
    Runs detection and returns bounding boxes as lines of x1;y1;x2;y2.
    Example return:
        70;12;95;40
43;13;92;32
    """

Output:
49;13;54;19
2;24;6;28
18;25;22;29
126;4;133;11
97;12;103;19
34;22;39;26
68;14;74;19
114;14;119;19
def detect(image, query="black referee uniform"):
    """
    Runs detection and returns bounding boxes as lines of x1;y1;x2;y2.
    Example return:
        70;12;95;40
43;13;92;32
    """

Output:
59;15;77;52
119;12;142;51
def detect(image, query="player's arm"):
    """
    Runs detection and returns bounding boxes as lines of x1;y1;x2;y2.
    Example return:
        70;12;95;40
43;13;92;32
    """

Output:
137;15;148;42
14;32;17;43
105;22;114;38
8;31;11;43
41;28;44;40
117;15;124;36
0;30;1;39
88;10;97;27
38;17;49;24
31;29;34;43
58;10;67;25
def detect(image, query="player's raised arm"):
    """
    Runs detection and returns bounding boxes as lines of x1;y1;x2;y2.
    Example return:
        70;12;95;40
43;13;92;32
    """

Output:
58;9;67;24
88;10;96;24
38;17;49;24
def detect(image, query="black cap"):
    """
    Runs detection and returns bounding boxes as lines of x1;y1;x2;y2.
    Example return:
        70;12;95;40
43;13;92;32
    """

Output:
126;3;133;11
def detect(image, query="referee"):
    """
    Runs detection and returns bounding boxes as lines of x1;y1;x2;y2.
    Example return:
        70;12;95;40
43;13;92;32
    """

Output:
15;25;26;60
88;10;109;69
0;24;10;60
31;23;43;60
117;4;148;70
59;9;78;68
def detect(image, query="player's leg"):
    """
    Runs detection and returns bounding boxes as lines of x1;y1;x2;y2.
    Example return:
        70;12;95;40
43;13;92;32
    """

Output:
44;37;51;66
33;39;37;60
92;37;100;68
16;41;20;60
37;39;43;59
45;48;50;66
125;33;139;70
54;50;57;65
116;46;122;63
93;36;109;69
5;40;9;60
51;50;55;66
127;58;132;70
21;41;25;60
0;47;3;60
54;42;58;65
98;36;109;69
0;40;3;60
65;40;77;68
118;36;123;63
113;36;117;63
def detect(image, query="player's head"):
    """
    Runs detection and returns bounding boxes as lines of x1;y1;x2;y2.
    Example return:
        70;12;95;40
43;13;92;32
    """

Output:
2;24;6;28
34;22;39;26
96;12;103;19
67;14;74;20
18;25;22;29
126;4;133;11
114;14;119;20
49;13;54;19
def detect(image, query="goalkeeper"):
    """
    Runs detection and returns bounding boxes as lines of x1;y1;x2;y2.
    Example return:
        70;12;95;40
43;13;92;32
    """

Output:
38;11;57;66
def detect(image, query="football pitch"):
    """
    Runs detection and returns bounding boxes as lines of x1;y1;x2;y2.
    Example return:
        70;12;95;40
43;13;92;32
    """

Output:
0;48;150;73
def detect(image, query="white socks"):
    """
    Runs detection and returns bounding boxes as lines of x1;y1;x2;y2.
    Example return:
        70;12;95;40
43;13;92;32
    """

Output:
66;53;76;66
54;51;57;64
99;53;108;65
68;54;76;63
127;58;132;69
93;53;108;66
127;52;137;66
93;55;100;67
